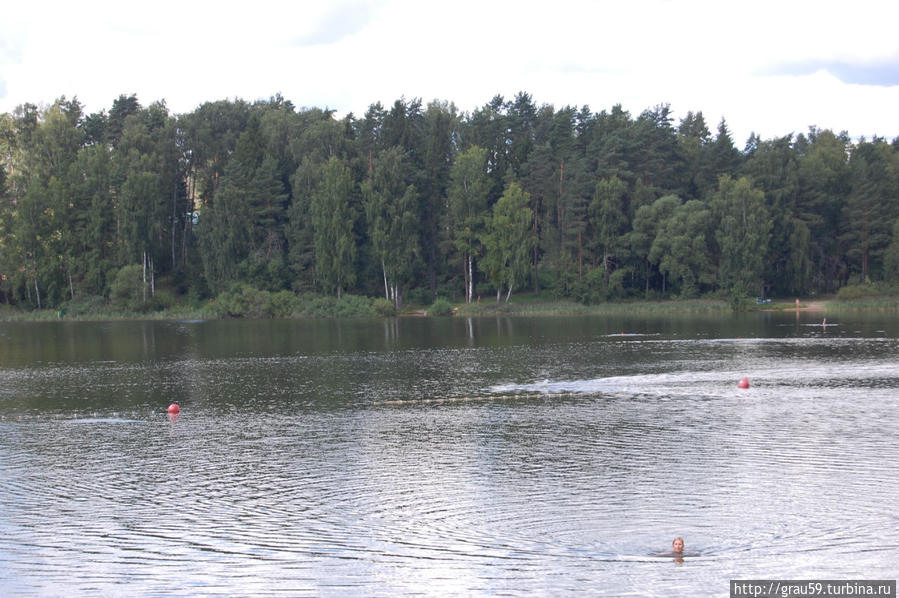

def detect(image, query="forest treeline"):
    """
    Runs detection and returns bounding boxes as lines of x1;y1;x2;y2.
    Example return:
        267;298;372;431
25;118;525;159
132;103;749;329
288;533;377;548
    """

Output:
1;92;898;312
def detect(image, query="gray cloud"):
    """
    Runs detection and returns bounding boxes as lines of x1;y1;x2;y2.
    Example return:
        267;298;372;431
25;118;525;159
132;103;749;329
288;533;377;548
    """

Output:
292;2;376;46
766;56;899;87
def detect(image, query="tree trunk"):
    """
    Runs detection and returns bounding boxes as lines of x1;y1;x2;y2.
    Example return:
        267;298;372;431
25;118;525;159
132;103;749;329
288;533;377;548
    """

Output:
603;252;611;290
862;249;868;283
533;211;540;294
462;254;469;303
183;164;196;265
505;284;513;303
645;260;650;298
34;278;41;310
558;159;565;256
428;245;437;301
171;176;177;269
467;255;474;304
578;231;583;281
382;259;389;301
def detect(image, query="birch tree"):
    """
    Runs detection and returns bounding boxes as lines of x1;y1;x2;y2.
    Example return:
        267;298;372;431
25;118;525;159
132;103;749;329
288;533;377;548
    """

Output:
362;147;419;308
482;181;534;302
448;146;489;302
312;156;356;298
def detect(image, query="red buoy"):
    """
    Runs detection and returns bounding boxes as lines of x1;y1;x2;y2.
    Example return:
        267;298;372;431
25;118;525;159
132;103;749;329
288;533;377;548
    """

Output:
167;403;180;414
737;377;750;389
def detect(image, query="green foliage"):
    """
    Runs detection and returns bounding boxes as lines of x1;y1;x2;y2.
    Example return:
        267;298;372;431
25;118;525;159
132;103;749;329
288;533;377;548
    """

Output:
312;157;357;297
297;294;376;318
110;264;152;312
448;146;490;302
711;176;771;296
835;282;898;301
573;265;633;304
362;147;419;307
203;284;298;318
0;92;895;317
885;219;899;281
373;298;397;317
481;181;535;301
728;286;756;312
591;176;628;290
572;267;607;304
202;285;384;319
58;295;110;317
427;298;453;316
842;139;899;282
152;289;175;311
650;199;715;297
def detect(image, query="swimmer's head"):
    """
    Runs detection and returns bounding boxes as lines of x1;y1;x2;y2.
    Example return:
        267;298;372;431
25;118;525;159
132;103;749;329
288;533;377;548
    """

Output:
672;537;684;554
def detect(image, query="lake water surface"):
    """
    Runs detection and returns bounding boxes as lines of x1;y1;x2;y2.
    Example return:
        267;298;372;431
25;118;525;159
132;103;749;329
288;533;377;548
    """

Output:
1;313;898;596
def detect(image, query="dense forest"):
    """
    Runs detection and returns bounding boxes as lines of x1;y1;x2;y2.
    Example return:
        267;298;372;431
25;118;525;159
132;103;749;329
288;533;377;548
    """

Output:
1;92;898;312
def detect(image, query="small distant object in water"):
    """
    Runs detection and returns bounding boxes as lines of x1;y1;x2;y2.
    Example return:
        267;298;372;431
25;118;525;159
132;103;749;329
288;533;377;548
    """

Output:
167;403;180;414
756;298;771;304
738;377;750;389
654;536;699;559
822;318;827;327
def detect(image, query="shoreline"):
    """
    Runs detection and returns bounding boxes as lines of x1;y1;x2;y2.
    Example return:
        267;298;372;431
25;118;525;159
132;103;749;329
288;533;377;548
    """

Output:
761;299;830;312
3;296;899;323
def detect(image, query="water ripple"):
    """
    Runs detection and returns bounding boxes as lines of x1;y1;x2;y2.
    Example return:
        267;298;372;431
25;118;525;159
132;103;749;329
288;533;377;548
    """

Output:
2;324;898;595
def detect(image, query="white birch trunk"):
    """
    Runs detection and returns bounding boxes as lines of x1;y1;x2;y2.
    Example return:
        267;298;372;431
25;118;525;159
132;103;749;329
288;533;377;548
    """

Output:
467;255;473;303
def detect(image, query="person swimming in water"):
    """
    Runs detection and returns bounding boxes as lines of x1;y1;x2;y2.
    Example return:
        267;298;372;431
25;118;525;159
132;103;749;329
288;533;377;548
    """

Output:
654;536;697;560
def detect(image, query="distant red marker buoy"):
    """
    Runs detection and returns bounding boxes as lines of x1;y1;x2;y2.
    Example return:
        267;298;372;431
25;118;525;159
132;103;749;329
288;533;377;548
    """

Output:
167;403;180;414
737;377;750;389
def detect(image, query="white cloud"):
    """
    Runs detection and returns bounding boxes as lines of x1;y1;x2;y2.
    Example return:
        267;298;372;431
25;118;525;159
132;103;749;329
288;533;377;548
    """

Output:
1;0;897;143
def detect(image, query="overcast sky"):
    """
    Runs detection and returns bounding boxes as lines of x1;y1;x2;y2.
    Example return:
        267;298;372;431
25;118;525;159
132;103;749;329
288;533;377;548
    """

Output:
2;0;897;145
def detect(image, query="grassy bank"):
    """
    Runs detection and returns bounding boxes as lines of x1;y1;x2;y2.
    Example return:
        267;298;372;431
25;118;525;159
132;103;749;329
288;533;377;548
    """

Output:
5;287;898;322
826;283;899;311
0;303;207;322
826;297;899;311
0;287;393;322
452;297;731;316
0;295;735;321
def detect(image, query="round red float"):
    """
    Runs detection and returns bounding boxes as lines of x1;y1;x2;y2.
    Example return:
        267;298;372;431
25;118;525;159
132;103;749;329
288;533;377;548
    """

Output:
737;377;750;389
167;403;180;414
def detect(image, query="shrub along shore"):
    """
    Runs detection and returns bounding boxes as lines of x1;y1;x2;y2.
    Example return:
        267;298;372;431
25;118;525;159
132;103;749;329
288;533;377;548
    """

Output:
1;283;897;322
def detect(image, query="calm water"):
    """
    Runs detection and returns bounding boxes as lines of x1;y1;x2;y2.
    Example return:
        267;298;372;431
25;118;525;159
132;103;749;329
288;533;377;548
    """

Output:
1;313;898;596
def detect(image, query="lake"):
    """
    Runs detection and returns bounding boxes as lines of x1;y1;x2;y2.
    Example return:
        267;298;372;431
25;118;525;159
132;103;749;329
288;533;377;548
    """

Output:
1;312;898;596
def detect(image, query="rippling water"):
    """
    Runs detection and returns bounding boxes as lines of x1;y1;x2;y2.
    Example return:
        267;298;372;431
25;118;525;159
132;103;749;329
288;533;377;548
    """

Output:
1;314;898;596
